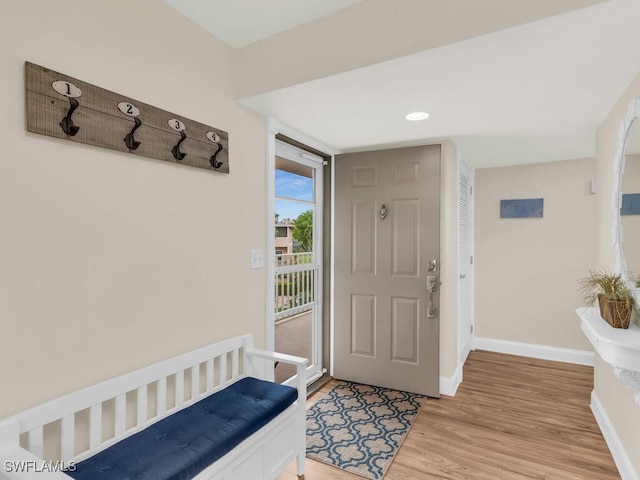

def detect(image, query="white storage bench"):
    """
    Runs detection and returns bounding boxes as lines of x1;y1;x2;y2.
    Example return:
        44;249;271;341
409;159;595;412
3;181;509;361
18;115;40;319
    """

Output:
0;334;307;480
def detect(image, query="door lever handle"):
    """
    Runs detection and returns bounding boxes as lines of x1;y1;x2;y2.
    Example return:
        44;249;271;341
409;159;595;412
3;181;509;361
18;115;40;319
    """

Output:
460;274;467;279
427;274;438;318
427;290;437;318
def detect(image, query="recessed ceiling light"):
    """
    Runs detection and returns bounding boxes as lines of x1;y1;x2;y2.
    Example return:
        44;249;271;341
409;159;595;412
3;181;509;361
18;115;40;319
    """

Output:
405;112;430;121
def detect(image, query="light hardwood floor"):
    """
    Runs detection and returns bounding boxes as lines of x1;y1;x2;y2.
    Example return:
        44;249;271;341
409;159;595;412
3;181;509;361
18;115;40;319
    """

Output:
277;350;620;480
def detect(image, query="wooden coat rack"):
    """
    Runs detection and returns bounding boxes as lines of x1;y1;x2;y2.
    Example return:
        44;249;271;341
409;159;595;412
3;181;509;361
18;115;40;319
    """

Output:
25;62;230;174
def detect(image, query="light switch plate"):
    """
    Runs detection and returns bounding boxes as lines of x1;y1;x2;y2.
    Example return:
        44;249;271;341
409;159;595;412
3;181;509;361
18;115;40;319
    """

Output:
250;249;264;269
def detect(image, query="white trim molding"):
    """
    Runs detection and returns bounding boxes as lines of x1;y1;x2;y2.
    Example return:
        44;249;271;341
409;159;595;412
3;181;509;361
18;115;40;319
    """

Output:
440;363;463;397
591;391;640;480
472;337;595;366
265;117;337;386
440;333;474;397
265;118;340;157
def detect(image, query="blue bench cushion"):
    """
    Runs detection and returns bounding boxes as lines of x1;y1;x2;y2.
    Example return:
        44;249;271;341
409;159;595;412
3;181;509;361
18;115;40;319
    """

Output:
67;377;297;480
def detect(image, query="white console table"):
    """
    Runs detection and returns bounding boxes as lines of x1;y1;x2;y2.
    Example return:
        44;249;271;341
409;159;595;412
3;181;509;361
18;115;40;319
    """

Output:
577;307;640;405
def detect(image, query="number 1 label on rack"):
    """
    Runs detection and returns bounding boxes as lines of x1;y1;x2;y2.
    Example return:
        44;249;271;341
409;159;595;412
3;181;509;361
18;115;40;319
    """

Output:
51;80;82;98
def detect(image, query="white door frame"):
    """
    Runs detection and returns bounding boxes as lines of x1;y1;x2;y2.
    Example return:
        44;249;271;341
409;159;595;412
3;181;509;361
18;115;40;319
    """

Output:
265;118;338;385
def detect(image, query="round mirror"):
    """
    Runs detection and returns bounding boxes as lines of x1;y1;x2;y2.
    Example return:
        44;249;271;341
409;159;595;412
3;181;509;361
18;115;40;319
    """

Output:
621;119;640;277
614;97;640;308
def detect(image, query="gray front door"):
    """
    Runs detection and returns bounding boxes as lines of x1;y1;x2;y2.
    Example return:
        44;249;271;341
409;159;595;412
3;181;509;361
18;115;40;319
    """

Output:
334;145;441;396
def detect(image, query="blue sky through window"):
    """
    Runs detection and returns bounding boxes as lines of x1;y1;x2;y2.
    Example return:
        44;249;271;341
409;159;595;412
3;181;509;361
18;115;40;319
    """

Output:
276;169;313;221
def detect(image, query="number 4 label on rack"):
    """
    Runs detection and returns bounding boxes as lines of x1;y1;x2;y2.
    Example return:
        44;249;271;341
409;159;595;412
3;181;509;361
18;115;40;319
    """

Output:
206;131;221;143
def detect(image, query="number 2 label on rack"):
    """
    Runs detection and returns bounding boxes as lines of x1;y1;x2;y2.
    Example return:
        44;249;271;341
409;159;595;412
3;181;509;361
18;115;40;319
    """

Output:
117;102;141;117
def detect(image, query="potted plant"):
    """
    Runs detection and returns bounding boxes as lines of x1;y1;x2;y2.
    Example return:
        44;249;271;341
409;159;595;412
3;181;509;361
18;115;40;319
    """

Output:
579;270;633;329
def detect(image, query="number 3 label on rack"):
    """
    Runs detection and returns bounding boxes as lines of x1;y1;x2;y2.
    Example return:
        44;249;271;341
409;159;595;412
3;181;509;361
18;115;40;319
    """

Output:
168;119;186;132
117;102;141;117
51;81;82;98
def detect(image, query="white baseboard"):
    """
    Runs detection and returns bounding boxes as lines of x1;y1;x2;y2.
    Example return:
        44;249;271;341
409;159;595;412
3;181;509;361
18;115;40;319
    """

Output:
440;336;594;397
440;362;463;397
438;336;474;397
591;391;639;480
472;337;594;366
460;335;473;365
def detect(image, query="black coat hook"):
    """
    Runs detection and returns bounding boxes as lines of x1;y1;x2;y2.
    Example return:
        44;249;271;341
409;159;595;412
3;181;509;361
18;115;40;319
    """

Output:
123;117;142;150
171;131;187;161
209;143;224;169
59;97;80;136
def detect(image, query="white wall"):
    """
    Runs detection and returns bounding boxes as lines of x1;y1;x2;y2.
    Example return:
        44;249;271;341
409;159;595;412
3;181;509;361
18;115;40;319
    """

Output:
439;142;459;380
595;69;640;477
475;158;595;351
0;0;267;418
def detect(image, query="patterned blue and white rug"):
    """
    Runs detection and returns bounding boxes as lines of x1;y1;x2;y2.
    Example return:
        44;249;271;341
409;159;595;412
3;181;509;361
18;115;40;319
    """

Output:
306;381;426;479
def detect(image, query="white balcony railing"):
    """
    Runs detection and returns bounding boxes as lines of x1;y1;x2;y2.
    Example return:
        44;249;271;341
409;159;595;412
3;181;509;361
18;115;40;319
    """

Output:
274;253;315;321
275;252;313;267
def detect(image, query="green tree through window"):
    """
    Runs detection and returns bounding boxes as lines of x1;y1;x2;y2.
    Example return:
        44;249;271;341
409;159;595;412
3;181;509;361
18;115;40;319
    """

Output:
293;210;313;252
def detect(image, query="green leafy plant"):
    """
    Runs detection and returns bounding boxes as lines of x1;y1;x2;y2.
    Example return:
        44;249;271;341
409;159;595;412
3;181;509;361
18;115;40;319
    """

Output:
579;270;631;304
579;269;633;329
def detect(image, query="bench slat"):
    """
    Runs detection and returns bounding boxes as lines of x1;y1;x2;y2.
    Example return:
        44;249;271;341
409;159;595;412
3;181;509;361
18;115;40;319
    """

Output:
220;355;227;384
137;385;147;425
114;394;126;436
206;359;213;391
61;414;74;462
191;365;199;398
175;371;184;408
157;378;167;417
89;405;101;449
232;349;239;379
28;425;44;458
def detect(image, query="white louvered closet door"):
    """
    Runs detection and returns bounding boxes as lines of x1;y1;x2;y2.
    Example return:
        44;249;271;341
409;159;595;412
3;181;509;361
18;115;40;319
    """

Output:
459;172;471;279
458;160;474;363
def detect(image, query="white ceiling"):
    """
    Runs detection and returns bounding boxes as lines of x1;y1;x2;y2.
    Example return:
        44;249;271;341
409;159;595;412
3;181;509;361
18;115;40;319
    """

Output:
167;0;640;168
164;0;365;49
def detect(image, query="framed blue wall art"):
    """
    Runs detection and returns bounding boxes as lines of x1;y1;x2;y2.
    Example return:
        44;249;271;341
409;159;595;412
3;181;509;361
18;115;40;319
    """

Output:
500;198;544;218
621;193;640;215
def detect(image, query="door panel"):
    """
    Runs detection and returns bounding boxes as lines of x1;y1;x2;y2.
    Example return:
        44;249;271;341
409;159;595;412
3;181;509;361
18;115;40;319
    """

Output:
392;199;419;276
352;166;378;187
391;296;419;363
351;202;376;274
334;145;440;397
351;294;376;356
